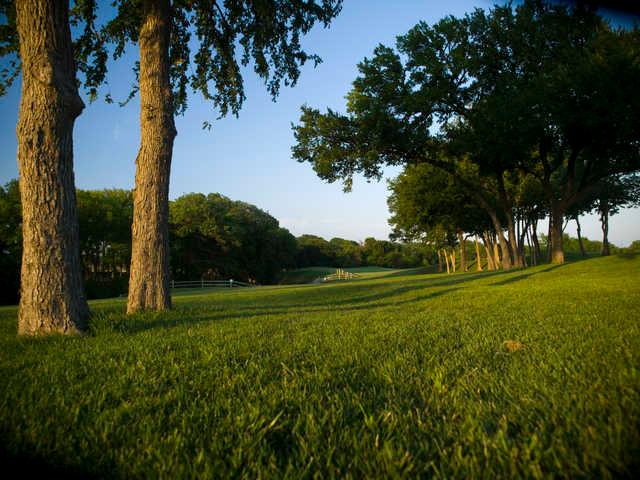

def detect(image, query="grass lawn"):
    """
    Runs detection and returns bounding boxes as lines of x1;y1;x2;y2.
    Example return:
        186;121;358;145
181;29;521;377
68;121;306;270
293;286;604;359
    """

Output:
1;255;639;478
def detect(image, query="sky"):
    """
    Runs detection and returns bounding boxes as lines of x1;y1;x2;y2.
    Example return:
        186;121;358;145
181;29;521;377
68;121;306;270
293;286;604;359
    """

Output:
1;0;639;246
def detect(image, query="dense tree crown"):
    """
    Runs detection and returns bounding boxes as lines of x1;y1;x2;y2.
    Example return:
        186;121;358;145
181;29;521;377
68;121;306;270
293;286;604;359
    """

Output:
2;0;343;113
25;0;335;118
292;0;640;266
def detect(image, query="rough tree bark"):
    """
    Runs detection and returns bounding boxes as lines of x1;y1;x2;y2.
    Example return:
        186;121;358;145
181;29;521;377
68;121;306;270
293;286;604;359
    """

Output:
127;0;176;313
16;0;89;335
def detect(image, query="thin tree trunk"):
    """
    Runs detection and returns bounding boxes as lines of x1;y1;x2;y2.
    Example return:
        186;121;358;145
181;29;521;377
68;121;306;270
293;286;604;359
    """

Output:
127;0;176;313
475;236;483;272
526;225;536;266
493;239;501;269
546;216;552;262
457;230;466;272
531;219;541;263
600;200;610;256
450;249;456;273
488;213;512;270
575;216;586;258
443;248;450;274
16;0;89;335
483;232;495;271
436;248;442;273
506;214;523;267
549;204;565;264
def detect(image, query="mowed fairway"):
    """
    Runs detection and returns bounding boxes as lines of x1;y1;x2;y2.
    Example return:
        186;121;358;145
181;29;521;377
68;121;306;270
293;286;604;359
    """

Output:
1;256;639;478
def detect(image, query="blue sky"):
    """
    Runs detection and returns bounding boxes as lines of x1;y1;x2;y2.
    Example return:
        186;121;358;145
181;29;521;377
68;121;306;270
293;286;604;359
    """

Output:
1;0;639;246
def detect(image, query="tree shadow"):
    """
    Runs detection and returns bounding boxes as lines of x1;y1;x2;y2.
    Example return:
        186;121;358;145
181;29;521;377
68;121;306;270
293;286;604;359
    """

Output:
109;287;462;335
489;263;567;286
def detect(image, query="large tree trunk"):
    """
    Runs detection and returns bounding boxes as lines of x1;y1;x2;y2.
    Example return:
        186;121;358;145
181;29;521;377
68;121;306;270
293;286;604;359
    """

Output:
600;200;610;256
549;204;565;264
15;0;89;335
127;0;176;313
575;216;586;258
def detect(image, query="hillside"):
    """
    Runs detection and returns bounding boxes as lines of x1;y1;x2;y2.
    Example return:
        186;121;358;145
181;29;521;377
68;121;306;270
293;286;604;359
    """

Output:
1;255;639;477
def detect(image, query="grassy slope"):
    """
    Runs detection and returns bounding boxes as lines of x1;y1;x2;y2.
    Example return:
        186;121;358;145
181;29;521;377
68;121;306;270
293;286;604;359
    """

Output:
1;256;639;478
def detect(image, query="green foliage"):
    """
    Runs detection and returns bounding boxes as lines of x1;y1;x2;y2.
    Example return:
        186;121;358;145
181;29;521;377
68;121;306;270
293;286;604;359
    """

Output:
362;237;429;269
388;163;492;244
72;0;342;117
0;180;20;304
77;189;133;273
0;0;18;96
295;234;336;267
1;255;639;477
624;240;640;253
170;192;297;284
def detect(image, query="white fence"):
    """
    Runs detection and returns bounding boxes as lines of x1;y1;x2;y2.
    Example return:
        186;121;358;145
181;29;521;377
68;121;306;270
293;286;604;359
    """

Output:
322;269;361;282
170;279;255;289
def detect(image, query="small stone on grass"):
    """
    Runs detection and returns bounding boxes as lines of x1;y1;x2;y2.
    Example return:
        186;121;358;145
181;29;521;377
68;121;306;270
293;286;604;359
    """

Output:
504;340;524;353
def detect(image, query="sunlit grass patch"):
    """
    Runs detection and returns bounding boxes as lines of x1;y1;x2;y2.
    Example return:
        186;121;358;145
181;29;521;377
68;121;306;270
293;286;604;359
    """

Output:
0;255;639;478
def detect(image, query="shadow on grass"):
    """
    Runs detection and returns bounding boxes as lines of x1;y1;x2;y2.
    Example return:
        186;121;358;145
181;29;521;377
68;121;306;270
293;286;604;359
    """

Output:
93;262;583;336
105;287;462;335
381;266;438;278
229;271;508;312
489;263;567;286
0;444;104;479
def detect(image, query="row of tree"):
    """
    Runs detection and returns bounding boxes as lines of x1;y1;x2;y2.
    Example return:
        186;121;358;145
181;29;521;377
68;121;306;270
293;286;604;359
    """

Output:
387;163;639;272
292;1;640;270
0;0;342;334
0;180;431;304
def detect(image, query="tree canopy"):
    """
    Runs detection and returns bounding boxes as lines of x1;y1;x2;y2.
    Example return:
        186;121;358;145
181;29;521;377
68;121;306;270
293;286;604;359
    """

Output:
292;0;640;266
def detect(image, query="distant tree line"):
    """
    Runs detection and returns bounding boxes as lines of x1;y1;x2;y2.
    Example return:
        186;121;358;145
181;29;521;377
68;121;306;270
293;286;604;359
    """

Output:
0;180;430;305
